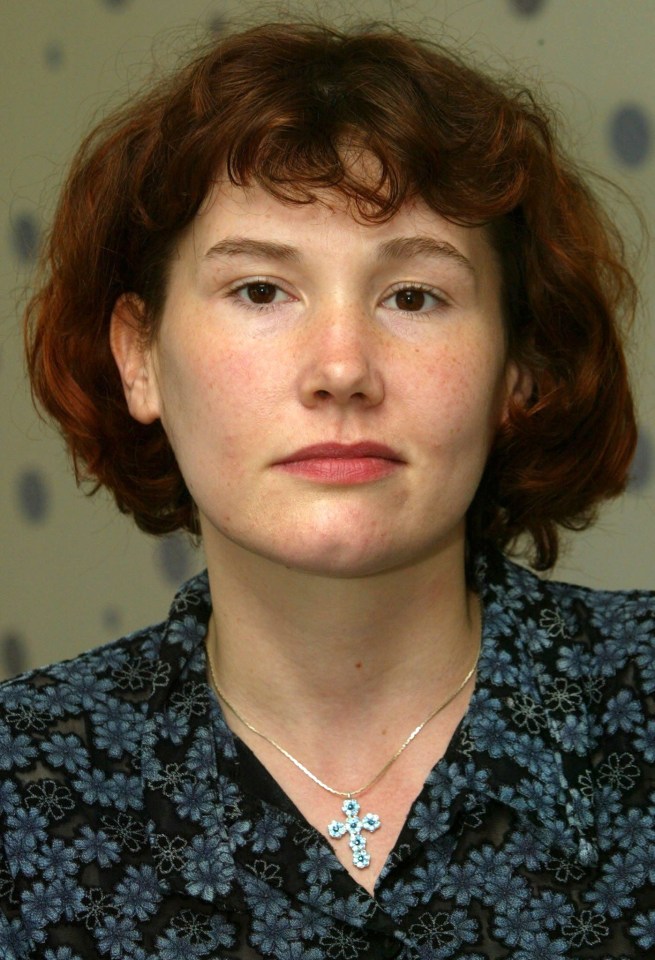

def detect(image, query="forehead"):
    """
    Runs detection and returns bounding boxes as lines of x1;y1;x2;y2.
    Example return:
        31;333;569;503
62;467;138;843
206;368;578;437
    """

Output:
184;179;499;276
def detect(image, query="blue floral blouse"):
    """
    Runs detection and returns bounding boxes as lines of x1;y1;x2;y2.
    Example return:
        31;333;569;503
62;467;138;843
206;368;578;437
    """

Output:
0;550;653;959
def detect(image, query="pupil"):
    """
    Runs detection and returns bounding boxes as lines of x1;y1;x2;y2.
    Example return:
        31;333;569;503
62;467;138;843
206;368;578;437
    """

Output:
396;289;425;311
248;283;276;304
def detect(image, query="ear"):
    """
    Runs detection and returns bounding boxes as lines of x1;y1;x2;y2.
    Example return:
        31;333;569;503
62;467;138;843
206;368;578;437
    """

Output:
502;360;534;419
110;294;161;425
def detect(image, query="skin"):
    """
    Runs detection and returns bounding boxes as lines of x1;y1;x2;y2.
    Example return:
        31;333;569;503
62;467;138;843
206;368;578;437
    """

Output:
111;179;530;893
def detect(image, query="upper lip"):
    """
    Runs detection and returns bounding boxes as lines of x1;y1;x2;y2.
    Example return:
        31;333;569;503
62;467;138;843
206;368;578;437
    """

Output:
275;442;404;464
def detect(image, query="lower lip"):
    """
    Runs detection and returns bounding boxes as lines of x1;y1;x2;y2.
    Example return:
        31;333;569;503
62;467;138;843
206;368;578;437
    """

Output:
274;457;402;484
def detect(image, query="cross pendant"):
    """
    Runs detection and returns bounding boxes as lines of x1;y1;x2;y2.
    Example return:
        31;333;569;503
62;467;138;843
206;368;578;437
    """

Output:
327;797;381;869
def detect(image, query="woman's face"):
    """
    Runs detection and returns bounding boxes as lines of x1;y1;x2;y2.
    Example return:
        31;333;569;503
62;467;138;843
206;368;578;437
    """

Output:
114;181;527;578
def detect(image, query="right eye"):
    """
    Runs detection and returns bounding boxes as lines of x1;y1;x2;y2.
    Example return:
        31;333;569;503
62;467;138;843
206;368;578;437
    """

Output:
230;281;295;308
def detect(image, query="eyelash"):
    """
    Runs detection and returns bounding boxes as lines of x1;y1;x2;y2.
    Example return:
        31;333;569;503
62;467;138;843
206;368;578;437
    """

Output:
381;282;449;314
226;279;295;313
225;279;449;315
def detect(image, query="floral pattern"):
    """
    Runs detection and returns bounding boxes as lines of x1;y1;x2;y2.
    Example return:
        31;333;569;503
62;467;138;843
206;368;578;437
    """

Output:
0;550;653;958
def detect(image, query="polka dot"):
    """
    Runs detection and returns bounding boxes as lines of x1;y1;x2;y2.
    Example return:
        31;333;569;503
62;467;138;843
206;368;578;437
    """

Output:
508;0;547;16
609;105;652;167
629;429;653;491
155;535;195;585
102;607;123;632
1;631;28;678
10;212;40;264
16;468;51;523
44;42;64;70
207;15;226;35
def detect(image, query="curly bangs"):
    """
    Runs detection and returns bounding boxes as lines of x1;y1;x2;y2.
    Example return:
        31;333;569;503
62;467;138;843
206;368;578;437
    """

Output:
24;22;638;568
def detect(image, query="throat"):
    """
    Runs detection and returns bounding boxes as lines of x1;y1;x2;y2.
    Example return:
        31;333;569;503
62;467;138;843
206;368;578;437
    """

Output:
204;589;482;895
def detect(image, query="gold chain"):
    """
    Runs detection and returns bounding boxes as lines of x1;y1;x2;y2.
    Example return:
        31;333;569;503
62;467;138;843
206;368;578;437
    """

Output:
206;635;480;800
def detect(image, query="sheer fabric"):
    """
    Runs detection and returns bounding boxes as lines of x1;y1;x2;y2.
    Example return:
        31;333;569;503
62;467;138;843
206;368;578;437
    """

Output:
0;551;653;958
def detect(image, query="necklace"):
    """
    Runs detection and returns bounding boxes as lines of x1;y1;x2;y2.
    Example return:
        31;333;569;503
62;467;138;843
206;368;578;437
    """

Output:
206;636;480;870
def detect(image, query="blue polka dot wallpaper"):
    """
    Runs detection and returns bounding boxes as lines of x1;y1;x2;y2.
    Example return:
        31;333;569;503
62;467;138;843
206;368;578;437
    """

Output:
1;0;653;678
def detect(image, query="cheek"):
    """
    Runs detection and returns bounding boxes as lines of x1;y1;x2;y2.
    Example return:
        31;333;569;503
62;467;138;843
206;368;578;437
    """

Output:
413;346;508;447
160;339;284;468
209;346;288;440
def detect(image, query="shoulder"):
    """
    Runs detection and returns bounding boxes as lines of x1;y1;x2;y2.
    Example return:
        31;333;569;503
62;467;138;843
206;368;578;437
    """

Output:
0;628;167;798
481;548;655;641
543;562;655;623
0;568;212;750
530;562;655;675
479;549;655;699
0;571;209;952
0;622;164;716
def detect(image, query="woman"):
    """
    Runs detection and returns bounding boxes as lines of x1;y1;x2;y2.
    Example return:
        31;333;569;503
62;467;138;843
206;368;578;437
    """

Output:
2;21;653;960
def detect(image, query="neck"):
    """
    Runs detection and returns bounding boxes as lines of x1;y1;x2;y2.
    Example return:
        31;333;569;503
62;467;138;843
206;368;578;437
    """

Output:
203;532;480;758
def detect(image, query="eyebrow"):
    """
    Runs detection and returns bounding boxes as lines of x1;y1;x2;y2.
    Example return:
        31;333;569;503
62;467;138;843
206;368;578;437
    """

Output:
376;236;475;275
203;238;301;263
202;234;475;274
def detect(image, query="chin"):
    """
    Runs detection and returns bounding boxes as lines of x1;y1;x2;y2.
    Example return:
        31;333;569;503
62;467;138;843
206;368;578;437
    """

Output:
232;527;406;579
286;553;396;579
260;527;444;579
267;538;398;578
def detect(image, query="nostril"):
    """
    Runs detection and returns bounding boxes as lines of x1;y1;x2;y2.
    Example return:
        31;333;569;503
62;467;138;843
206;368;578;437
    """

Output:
315;390;331;399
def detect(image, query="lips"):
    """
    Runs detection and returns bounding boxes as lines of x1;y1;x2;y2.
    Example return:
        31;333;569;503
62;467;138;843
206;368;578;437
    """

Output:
275;442;404;464
273;442;405;484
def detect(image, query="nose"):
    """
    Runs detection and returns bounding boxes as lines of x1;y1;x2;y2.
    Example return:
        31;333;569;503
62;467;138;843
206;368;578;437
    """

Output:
298;308;385;409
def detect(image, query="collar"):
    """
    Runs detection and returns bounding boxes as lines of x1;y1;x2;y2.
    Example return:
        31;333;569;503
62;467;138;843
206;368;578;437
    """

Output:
459;548;600;867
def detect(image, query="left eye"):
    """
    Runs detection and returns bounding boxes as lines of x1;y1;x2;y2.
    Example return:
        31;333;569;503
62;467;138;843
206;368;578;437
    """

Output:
382;287;442;312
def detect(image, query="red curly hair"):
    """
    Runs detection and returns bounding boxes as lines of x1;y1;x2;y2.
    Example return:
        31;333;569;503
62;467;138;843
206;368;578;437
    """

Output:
25;22;638;570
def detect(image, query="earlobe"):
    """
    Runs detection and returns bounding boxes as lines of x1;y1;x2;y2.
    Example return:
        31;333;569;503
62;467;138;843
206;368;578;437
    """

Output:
110;294;161;425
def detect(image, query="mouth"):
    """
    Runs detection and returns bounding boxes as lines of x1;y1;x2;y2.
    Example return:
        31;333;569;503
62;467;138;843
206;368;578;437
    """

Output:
273;442;405;484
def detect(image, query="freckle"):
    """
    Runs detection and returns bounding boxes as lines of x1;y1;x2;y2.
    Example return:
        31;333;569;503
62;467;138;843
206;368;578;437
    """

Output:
355;661;362;669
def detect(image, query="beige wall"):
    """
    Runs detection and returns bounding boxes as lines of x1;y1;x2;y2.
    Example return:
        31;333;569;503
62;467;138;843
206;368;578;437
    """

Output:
1;0;653;678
